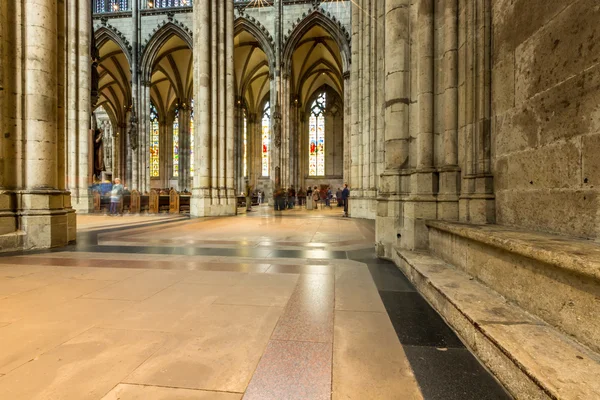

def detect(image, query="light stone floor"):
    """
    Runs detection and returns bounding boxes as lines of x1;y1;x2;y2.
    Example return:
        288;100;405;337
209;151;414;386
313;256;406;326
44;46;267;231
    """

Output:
0;206;423;400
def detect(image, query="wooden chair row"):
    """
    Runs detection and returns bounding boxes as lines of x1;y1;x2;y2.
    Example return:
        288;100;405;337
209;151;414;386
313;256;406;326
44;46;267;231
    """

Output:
92;189;191;214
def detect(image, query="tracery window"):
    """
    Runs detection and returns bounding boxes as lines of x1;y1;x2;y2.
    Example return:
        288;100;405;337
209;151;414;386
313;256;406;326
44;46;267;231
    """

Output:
148;0;191;8
173;108;180;178
262;102;270;177
243;110;248;178
150;104;160;178
190;100;195;177
309;92;326;176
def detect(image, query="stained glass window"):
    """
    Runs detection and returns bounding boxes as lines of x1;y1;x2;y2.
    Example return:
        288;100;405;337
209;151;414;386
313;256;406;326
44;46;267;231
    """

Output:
262;102;270;177
243;110;248;178
95;0;105;13
190;100;195;177
173;108;179;178
150;104;160;178
309;92;326;176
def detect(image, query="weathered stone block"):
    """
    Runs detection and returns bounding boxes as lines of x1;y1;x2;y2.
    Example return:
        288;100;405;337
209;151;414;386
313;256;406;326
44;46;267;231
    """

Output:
514;0;600;102
582;134;600;186
495;140;580;191
496;189;600;238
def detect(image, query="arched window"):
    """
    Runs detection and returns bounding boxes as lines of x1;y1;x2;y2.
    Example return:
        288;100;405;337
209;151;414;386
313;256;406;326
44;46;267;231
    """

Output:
190;99;195;177
150;104;160;178
262;102;270;177
309;92;326;176
243;109;248;178
173;108;180;178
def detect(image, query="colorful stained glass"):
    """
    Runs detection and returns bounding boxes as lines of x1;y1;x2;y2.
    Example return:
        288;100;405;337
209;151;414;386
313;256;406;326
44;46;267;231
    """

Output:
243;110;247;178
262;102;270;177
173;108;179;177
190;99;194;177
150;104;160;178
309;92;326;176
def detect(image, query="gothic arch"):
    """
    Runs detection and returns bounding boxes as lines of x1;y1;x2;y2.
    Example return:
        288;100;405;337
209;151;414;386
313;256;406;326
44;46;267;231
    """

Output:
282;10;351;76
94;25;132;65
140;20;193;82
234;17;276;70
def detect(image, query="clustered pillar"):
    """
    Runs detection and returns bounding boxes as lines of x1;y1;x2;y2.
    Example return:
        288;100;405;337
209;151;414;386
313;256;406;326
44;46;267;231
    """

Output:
369;0;491;255
349;0;384;220
0;0;91;251
192;0;236;216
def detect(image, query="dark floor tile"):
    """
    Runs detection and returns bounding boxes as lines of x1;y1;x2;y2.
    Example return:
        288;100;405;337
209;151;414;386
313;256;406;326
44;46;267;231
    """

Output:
346;249;378;260
403;346;512;400
379;291;465;348
368;264;416;292
267;249;347;259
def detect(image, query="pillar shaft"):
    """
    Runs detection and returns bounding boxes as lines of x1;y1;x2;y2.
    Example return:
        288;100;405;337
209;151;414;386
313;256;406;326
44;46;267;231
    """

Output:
384;0;410;171
416;0;434;170
443;0;458;167
192;0;235;216
24;0;58;189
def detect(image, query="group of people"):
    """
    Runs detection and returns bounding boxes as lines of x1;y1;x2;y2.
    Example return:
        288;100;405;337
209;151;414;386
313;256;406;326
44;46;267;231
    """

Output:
271;184;350;217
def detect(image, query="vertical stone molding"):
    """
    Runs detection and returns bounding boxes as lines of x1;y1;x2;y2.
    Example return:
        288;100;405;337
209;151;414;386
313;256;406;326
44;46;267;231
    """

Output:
458;0;494;224
349;0;382;220
0;0;90;251
191;0;236;216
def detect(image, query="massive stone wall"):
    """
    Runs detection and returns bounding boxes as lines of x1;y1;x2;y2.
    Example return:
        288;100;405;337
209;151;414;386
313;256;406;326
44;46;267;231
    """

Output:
492;0;600;238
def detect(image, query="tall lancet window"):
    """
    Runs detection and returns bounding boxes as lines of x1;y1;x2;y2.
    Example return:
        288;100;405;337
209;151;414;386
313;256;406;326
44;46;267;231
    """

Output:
262;102;270;177
173;108;180;177
309;92;326;176
190;99;195;177
150;104;160;178
243;109;248;178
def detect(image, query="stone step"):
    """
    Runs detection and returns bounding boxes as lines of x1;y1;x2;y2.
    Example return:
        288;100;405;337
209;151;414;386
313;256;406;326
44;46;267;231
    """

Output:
392;249;600;400
425;221;600;353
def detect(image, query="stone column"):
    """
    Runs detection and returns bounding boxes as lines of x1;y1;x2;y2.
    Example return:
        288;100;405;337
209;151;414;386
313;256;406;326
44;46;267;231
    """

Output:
225;0;235;206
234;101;243;194
16;0;71;249
376;0;409;255
458;0;494;223
247;113;256;189
0;0;16;240
191;0;236;216
349;0;360;193
178;104;190;191
130;0;140;191
437;0;461;221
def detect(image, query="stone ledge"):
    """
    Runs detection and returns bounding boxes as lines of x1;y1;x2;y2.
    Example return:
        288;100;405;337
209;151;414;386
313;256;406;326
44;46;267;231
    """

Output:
426;220;600;282
393;249;600;400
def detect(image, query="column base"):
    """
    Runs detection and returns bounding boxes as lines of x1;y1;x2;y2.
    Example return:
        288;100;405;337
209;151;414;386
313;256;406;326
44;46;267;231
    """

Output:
349;189;377;219
0;190;75;253
190;188;237;217
460;174;495;224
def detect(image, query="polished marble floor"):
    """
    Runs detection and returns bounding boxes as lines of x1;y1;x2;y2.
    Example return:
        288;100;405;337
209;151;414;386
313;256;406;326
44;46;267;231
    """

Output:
0;206;510;399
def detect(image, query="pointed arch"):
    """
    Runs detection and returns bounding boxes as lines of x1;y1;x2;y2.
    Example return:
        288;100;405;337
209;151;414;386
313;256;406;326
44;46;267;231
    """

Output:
282;10;351;75
94;25;132;65
234;17;276;70
140;21;193;81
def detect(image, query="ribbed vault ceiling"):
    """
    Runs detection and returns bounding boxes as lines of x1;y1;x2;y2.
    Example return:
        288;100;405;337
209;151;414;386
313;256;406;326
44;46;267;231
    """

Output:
150;34;193;117
97;39;131;123
291;25;343;107
234;30;270;114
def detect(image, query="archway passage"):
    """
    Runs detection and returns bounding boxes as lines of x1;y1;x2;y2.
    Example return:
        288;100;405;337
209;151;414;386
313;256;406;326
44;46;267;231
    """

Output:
95;34;131;182
146;31;194;191
234;25;271;198
287;22;346;193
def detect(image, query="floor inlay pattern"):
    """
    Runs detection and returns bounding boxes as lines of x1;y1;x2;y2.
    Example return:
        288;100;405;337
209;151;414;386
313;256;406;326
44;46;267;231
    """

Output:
0;208;509;399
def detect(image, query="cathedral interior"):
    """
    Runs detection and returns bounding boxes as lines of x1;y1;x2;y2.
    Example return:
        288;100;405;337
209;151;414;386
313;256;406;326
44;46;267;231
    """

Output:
0;0;599;399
